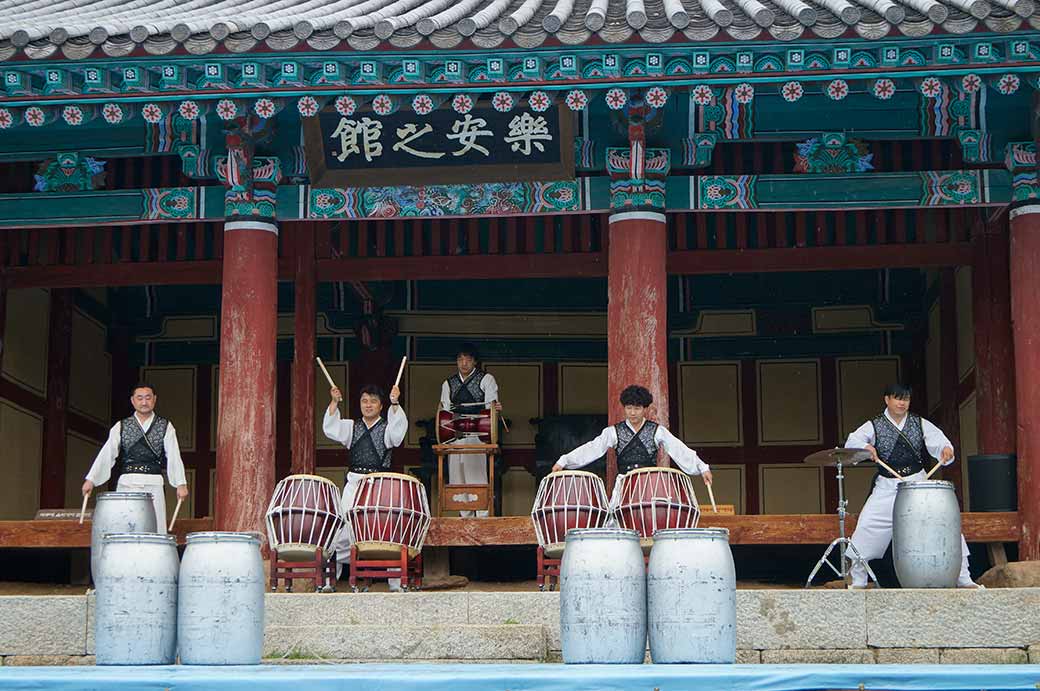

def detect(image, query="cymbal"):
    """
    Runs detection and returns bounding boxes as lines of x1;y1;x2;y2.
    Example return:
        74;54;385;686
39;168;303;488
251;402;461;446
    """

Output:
803;447;873;467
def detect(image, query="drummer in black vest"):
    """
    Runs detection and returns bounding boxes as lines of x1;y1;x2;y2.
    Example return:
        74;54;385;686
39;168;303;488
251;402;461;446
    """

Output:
844;383;981;589
551;385;712;509
324;383;407;587
82;384;188;534
439;343;501;518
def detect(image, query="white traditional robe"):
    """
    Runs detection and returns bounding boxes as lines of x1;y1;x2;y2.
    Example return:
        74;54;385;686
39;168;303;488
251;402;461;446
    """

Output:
440;370;499;518
845;409;974;588
324;404;408;586
556;420;710;510
85;413;187;534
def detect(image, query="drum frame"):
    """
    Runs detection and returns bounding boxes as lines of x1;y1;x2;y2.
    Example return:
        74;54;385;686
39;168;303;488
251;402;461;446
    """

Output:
530;470;610;558
265;473;344;560
347;471;432;560
615;466;701;552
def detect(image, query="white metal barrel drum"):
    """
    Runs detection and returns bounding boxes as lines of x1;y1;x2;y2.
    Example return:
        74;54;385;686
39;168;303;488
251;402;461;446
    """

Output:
560;528;646;664
91;492;158;582
647;528;736;663
892;480;961;588
178;532;265;665
95;533;178;665
530;470;610;559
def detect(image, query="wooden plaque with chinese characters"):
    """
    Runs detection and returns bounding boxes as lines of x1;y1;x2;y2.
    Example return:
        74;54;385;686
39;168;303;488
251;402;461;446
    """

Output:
303;105;575;187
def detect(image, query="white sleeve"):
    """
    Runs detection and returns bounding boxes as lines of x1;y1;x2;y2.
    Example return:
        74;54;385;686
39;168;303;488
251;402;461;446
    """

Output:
164;423;187;488
440;381;451;409
385;405;408;449
655;426;709;475
844;420;876;450
557;427;616;470
481;373;499;403
921;418;955;464
85;423;121;486
323;409;355;447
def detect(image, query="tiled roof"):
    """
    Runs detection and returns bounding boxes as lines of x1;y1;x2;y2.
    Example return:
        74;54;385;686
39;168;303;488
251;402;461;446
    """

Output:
0;0;1036;60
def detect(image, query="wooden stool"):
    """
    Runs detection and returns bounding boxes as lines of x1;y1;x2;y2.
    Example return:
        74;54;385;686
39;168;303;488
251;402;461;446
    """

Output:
349;544;423;592
434;444;499;516
536;546;561;591
270;547;336;593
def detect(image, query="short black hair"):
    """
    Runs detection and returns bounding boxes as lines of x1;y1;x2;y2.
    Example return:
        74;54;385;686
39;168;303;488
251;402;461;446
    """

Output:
359;384;385;402
619;385;653;407
455;342;480;360
884;383;912;399
130;383;156;396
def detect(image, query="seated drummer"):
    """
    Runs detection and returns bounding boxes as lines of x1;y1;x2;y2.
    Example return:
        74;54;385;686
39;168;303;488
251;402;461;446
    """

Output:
551;384;712;508
324;383;407;589
844;383;981;589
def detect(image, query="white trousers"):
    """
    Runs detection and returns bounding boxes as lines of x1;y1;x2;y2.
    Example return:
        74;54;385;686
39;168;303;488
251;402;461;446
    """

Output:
849;471;972;587
115;474;167;535
332;472;400;589
448;440;489;518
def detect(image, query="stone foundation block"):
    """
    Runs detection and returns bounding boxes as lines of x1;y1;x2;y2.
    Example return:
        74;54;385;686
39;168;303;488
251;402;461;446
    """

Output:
736;650;762;664
866;588;1040;648
762;649;875;664
0;596;87;656
264;624;546;661
468;592;560;650
738;590;866;650
265;592;470;627
875;648;940;664
3;655;79;666
1029;644;1040;664
940;648;1029;664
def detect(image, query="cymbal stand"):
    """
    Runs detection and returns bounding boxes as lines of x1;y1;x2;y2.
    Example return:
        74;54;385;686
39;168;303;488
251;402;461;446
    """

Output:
805;458;880;588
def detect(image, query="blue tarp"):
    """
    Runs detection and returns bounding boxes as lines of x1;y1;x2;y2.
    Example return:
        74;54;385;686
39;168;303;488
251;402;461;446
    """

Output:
1;664;1039;691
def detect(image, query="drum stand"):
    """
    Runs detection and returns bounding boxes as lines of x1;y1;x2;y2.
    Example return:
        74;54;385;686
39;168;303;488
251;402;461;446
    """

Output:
805;459;880;589
434;443;499;517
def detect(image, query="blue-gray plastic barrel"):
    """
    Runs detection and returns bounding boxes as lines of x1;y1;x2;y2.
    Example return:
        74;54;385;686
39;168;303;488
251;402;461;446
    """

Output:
90;492;157;582
178;531;265;665
95;533;178;665
893;480;961;588
648;528;736;663
560;527;646;663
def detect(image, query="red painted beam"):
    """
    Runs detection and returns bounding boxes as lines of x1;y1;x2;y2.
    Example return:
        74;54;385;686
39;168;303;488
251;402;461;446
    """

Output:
3;261;223;289
667;243;972;274
316;252;608;282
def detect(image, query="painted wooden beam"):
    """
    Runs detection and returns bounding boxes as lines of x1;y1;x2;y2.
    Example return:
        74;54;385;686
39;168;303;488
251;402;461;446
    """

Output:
0;512;1018;548
3;260;223;288
667;243;973;273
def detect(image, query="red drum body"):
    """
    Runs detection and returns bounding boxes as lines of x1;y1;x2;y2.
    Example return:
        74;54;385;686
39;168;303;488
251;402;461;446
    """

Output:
615;467;700;552
348;472;431;559
436;404;498;445
265;474;344;559
531;471;610;558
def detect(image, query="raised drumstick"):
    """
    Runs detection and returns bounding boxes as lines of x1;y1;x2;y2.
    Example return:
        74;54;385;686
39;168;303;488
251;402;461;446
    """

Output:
316;357;337;389
705;482;718;513
79;494;89;525
875;457;904;480
393;356;407;389
926;462;942;479
168;497;183;532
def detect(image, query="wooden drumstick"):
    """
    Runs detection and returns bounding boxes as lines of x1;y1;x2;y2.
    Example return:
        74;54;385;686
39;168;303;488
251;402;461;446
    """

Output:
316;357;337;389
79;493;89;525
168;497;183;532
705;482;718;513
393;356;407;389
926;462;942;479
875;457;904;480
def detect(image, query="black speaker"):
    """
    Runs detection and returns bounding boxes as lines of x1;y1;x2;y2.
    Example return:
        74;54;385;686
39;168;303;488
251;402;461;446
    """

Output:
968;454;1017;512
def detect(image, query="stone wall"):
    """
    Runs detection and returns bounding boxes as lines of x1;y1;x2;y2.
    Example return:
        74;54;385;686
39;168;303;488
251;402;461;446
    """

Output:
1;589;1038;665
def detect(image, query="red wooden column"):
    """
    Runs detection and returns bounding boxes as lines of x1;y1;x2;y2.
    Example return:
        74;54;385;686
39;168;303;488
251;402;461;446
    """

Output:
607;210;670;431
972;213;1016;455
215;219;278;534
40;289;73;508
1009;202;1040;560
291;222;316;476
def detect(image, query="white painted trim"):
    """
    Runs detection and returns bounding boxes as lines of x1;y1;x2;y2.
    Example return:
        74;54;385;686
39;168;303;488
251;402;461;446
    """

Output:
224;220;279;234
1010;204;1040;221
608;210;666;225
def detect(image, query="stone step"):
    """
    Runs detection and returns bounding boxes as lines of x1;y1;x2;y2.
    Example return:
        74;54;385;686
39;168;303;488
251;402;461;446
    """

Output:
264;624;546;661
